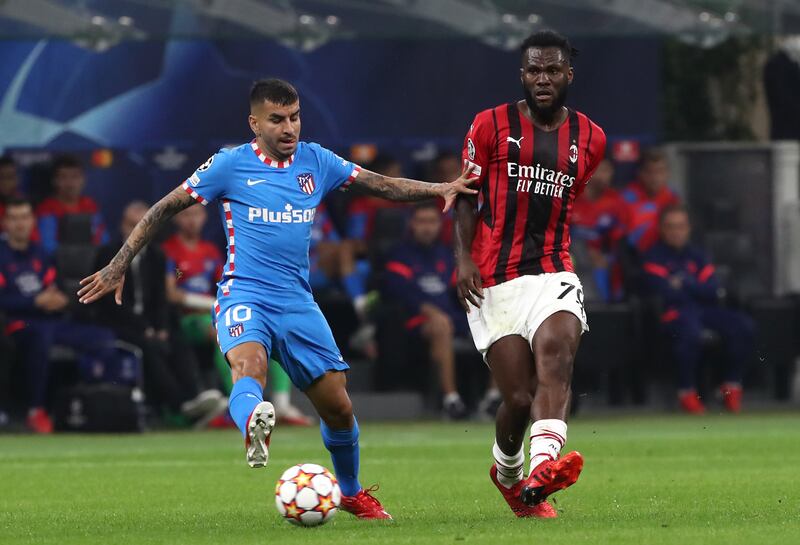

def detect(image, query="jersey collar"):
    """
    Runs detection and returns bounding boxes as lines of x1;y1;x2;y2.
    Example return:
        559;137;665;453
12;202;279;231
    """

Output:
250;139;294;168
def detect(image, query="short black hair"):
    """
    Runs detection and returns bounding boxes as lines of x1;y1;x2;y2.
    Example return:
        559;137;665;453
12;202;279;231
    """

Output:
250;78;299;107
52;154;83;175
639;148;668;168
0;155;15;169
520;30;578;64
5;196;32;211
412;200;441;214
659;203;689;225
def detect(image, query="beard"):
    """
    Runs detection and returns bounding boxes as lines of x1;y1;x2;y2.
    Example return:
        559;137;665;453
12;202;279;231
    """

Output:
523;84;568;125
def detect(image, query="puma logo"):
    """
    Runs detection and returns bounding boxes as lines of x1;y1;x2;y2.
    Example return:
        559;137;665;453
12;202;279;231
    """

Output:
507;136;524;149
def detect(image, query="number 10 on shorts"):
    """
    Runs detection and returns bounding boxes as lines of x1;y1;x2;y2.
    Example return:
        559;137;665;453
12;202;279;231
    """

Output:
224;305;252;326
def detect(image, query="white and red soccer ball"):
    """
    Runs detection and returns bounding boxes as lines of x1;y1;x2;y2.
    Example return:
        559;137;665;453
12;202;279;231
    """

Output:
275;463;341;526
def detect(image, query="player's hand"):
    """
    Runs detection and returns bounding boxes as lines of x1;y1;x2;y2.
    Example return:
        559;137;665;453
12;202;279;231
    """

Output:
439;163;478;213
77;264;126;305
456;257;484;312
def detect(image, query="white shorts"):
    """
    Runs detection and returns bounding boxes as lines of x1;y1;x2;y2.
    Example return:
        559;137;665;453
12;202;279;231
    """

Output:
466;271;589;362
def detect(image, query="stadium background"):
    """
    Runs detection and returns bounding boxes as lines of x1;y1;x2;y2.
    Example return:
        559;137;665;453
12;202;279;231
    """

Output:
1;2;800;543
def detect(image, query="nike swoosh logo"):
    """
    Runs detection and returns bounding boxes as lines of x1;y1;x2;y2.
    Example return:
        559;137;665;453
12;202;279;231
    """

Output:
247;179;268;186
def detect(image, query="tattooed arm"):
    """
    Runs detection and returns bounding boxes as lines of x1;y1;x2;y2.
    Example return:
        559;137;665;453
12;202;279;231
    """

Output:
78;185;196;305
349;165;476;212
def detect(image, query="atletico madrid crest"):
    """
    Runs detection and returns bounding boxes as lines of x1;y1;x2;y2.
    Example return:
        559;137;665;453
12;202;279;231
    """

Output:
229;323;244;337
297;173;315;195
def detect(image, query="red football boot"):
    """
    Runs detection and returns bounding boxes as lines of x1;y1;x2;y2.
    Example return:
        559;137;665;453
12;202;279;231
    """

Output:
26;408;53;434
519;451;584;506
341;485;393;520
490;464;557;518
721;383;742;413
678;390;706;415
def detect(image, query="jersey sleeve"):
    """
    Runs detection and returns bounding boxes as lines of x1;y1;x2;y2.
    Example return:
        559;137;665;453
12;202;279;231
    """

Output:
583;123;607;184
310;143;362;195
462;111;493;187
181;149;232;205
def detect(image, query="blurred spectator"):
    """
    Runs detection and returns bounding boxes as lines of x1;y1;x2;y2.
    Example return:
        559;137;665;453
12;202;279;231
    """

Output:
642;205;753;414
310;203;375;359
36;155;108;254
96;201;226;426
622;149;680;254
0;155;21;220
0;197;116;433
428;151;462;246
383;201;491;419
571;159;627;301
346;153;409;246
162;205;228;391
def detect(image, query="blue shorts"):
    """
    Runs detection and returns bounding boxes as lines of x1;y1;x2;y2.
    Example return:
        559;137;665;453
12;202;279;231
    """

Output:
215;297;349;391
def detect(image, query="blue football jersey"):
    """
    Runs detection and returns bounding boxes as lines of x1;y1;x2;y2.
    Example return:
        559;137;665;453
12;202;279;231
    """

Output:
181;139;361;301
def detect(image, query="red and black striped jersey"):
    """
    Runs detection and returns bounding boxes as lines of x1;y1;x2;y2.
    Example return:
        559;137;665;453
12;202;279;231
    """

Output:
461;102;606;288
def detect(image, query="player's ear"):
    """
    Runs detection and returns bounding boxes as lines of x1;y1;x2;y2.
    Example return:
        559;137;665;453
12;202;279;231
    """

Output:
248;114;259;136
567;66;574;85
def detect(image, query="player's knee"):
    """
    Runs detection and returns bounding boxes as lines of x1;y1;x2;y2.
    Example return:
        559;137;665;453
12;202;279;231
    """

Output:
228;350;268;382
319;395;353;430
504;390;533;415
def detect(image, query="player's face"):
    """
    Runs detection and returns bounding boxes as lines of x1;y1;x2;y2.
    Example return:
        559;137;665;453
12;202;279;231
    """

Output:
410;208;442;246
120;205;147;240
249;100;301;160
520;46;573;122
660;210;691;249
174;204;207;238
3;204;35;243
590;159;614;190
639;159;669;196
53;166;85;201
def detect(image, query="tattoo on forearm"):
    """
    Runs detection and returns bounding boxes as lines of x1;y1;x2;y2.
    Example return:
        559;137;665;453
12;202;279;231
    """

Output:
352;170;440;202
103;186;194;282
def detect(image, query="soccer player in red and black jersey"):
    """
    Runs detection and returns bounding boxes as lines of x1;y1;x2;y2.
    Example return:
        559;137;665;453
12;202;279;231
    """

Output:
455;30;606;518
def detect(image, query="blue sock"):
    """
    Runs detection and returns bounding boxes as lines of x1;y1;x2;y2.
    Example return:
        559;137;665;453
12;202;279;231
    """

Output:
321;417;361;497
228;377;263;438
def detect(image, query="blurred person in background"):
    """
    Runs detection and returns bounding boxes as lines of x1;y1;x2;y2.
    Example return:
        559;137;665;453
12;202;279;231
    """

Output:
642;205;753;414
36;155;108;254
0;197;116;433
312;202;375;361
0;156;22;221
383;201;490;420
571;159;626;301
96;201;227;427
428;151;463;246
622;148;680;255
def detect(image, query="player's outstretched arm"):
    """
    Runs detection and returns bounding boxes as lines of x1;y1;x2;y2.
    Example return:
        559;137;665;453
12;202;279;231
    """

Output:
77;185;196;305
454;193;483;311
349;163;477;212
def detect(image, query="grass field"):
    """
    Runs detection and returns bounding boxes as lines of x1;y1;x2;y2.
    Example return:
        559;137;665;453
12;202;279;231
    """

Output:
2;413;799;545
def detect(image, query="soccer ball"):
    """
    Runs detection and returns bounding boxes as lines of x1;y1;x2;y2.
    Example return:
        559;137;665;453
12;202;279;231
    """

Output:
275;463;341;526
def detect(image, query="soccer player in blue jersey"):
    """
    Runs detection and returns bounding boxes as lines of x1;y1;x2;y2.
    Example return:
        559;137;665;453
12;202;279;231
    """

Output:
78;79;476;520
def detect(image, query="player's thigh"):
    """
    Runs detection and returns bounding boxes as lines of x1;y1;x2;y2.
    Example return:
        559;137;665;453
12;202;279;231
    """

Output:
531;311;582;380
274;302;349;392
487;335;536;408
215;300;274;383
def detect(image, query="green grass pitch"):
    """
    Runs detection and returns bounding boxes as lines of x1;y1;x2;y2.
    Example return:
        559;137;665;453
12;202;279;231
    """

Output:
2;413;799;545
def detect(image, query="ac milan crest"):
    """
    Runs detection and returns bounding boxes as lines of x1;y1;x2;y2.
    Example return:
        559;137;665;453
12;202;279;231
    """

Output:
569;144;578;164
229;323;244;337
297;173;315;195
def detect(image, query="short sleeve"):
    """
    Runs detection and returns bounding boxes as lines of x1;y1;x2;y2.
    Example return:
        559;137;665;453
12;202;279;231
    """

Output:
583;123;607;183
181;149;232;205
462;111;493;187
310;143;362;195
